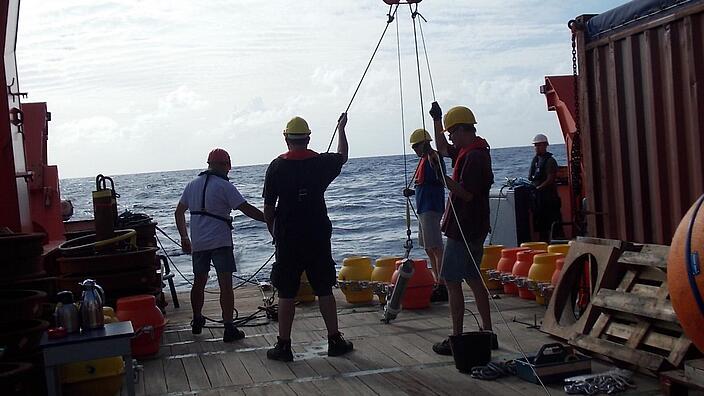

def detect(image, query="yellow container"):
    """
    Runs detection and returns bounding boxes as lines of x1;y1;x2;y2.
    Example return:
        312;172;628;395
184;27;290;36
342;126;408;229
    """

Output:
296;272;316;303
548;244;570;255
481;245;504;290
528;253;564;305
339;256;374;304
521;241;549;251
61;357;124;396
372;257;400;303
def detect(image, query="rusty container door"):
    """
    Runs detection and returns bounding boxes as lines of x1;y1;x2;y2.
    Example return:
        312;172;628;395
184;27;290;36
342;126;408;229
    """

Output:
576;1;704;244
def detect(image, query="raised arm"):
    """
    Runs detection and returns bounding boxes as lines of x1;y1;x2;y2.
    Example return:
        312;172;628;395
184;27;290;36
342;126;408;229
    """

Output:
430;102;449;157
337;112;349;164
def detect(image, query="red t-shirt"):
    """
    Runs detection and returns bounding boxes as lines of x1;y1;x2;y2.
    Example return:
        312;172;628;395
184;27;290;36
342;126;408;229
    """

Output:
441;137;494;241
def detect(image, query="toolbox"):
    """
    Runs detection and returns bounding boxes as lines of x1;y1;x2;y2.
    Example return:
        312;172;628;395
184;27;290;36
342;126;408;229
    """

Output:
515;343;592;384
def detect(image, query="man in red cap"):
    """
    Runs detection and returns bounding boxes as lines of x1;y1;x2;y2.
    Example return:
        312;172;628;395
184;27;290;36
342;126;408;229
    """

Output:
175;148;265;342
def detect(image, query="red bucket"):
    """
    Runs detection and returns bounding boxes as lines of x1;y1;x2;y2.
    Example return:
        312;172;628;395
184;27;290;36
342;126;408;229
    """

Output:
116;295;166;358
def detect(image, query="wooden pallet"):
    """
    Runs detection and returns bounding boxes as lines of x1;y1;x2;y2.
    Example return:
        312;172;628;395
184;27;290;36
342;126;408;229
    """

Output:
570;244;695;376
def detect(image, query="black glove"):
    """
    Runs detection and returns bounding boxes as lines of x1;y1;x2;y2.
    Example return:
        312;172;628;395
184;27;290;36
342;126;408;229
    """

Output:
403;188;415;198
429;102;442;121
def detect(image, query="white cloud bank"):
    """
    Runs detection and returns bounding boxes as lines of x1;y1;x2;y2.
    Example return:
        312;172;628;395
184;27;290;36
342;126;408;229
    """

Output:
17;0;620;178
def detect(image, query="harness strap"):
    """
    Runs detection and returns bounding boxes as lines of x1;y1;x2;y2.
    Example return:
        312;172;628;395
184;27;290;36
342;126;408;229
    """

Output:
191;172;234;230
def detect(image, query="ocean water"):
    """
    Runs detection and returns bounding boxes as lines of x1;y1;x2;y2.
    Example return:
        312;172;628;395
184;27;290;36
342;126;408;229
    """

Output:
60;145;566;290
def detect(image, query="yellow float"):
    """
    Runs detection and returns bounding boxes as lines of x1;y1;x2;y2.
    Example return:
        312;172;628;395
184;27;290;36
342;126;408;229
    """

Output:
338;256;374;304
296;272;316;303
527;253;564;305
372;257;400;303
521;241;548;251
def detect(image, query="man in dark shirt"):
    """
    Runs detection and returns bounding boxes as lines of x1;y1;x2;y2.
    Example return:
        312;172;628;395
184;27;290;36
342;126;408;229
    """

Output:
529;133;562;242
429;102;497;355
263;114;353;362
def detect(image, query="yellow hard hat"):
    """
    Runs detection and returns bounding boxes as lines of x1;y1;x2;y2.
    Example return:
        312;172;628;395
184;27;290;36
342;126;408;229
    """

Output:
409;129;432;146
443;106;477;131
284;116;311;138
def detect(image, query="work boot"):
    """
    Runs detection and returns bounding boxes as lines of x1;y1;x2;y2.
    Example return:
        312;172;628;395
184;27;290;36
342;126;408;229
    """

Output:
328;332;353;357
191;315;206;335
267;337;294;362
430;284;449;302
223;323;245;342
432;338;452;356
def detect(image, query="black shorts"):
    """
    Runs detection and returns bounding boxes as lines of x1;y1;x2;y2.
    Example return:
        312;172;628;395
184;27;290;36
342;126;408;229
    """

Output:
271;239;337;299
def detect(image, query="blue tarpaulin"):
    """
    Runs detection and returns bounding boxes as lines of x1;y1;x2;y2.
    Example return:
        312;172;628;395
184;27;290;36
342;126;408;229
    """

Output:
585;0;696;41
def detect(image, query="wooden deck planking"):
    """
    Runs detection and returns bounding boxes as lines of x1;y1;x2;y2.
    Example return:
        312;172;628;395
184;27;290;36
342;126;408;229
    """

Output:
182;356;212;391
201;354;233;388
219;352;254;386
162;357;190;393
130;286;663;395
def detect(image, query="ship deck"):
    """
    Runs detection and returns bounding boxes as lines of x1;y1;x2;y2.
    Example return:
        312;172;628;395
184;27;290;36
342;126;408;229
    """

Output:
129;285;662;395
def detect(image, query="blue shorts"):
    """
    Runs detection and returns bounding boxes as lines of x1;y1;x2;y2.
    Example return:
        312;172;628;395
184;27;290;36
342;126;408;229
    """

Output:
440;237;484;282
192;246;236;275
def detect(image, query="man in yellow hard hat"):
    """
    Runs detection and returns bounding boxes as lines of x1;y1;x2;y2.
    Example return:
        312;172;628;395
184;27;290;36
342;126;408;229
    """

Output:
529;133;562;242
403;128;447;302
428;102;497;355
263;114;353;362
175;148;266;342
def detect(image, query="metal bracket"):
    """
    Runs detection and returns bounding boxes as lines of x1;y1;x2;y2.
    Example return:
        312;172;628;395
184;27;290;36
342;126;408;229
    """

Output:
6;78;28;99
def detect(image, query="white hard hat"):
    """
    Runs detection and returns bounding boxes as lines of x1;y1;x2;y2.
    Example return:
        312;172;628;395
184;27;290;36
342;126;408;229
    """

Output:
532;133;549;145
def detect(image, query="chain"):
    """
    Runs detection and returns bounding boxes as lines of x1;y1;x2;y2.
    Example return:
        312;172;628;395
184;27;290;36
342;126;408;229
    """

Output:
569;19;584;234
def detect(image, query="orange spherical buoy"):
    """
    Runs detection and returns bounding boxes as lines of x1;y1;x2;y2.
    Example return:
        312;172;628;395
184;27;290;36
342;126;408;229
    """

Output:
668;195;704;353
391;259;434;309
497;247;530;295
513;250;544;300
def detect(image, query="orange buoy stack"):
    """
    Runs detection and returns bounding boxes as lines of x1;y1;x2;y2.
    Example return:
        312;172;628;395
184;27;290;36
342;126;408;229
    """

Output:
391;259;434;309
497;247;529;295
513;250;544;300
668;195;704;353
480;245;504;290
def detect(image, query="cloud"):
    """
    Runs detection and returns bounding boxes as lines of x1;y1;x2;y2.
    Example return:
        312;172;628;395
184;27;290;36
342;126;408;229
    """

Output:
17;0;623;178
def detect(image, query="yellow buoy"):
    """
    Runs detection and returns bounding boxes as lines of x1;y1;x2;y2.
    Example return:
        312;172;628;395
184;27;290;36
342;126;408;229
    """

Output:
372;257;400;303
296;272;316;303
527;253;564;305
547;244;570;255
480;245;504;290
339;256;374;304
521;241;549;251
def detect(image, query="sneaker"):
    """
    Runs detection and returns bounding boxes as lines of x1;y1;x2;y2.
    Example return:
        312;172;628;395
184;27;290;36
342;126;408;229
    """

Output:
191;315;206;335
267;337;294;362
328;332;353;357
433;338;452;356
223;323;245;342
430;284;449;302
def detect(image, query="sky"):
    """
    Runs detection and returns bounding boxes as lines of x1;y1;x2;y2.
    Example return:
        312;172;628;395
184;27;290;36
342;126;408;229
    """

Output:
16;0;622;179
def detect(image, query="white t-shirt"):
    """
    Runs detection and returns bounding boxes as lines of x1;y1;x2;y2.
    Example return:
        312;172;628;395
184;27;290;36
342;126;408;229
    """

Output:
179;173;246;252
